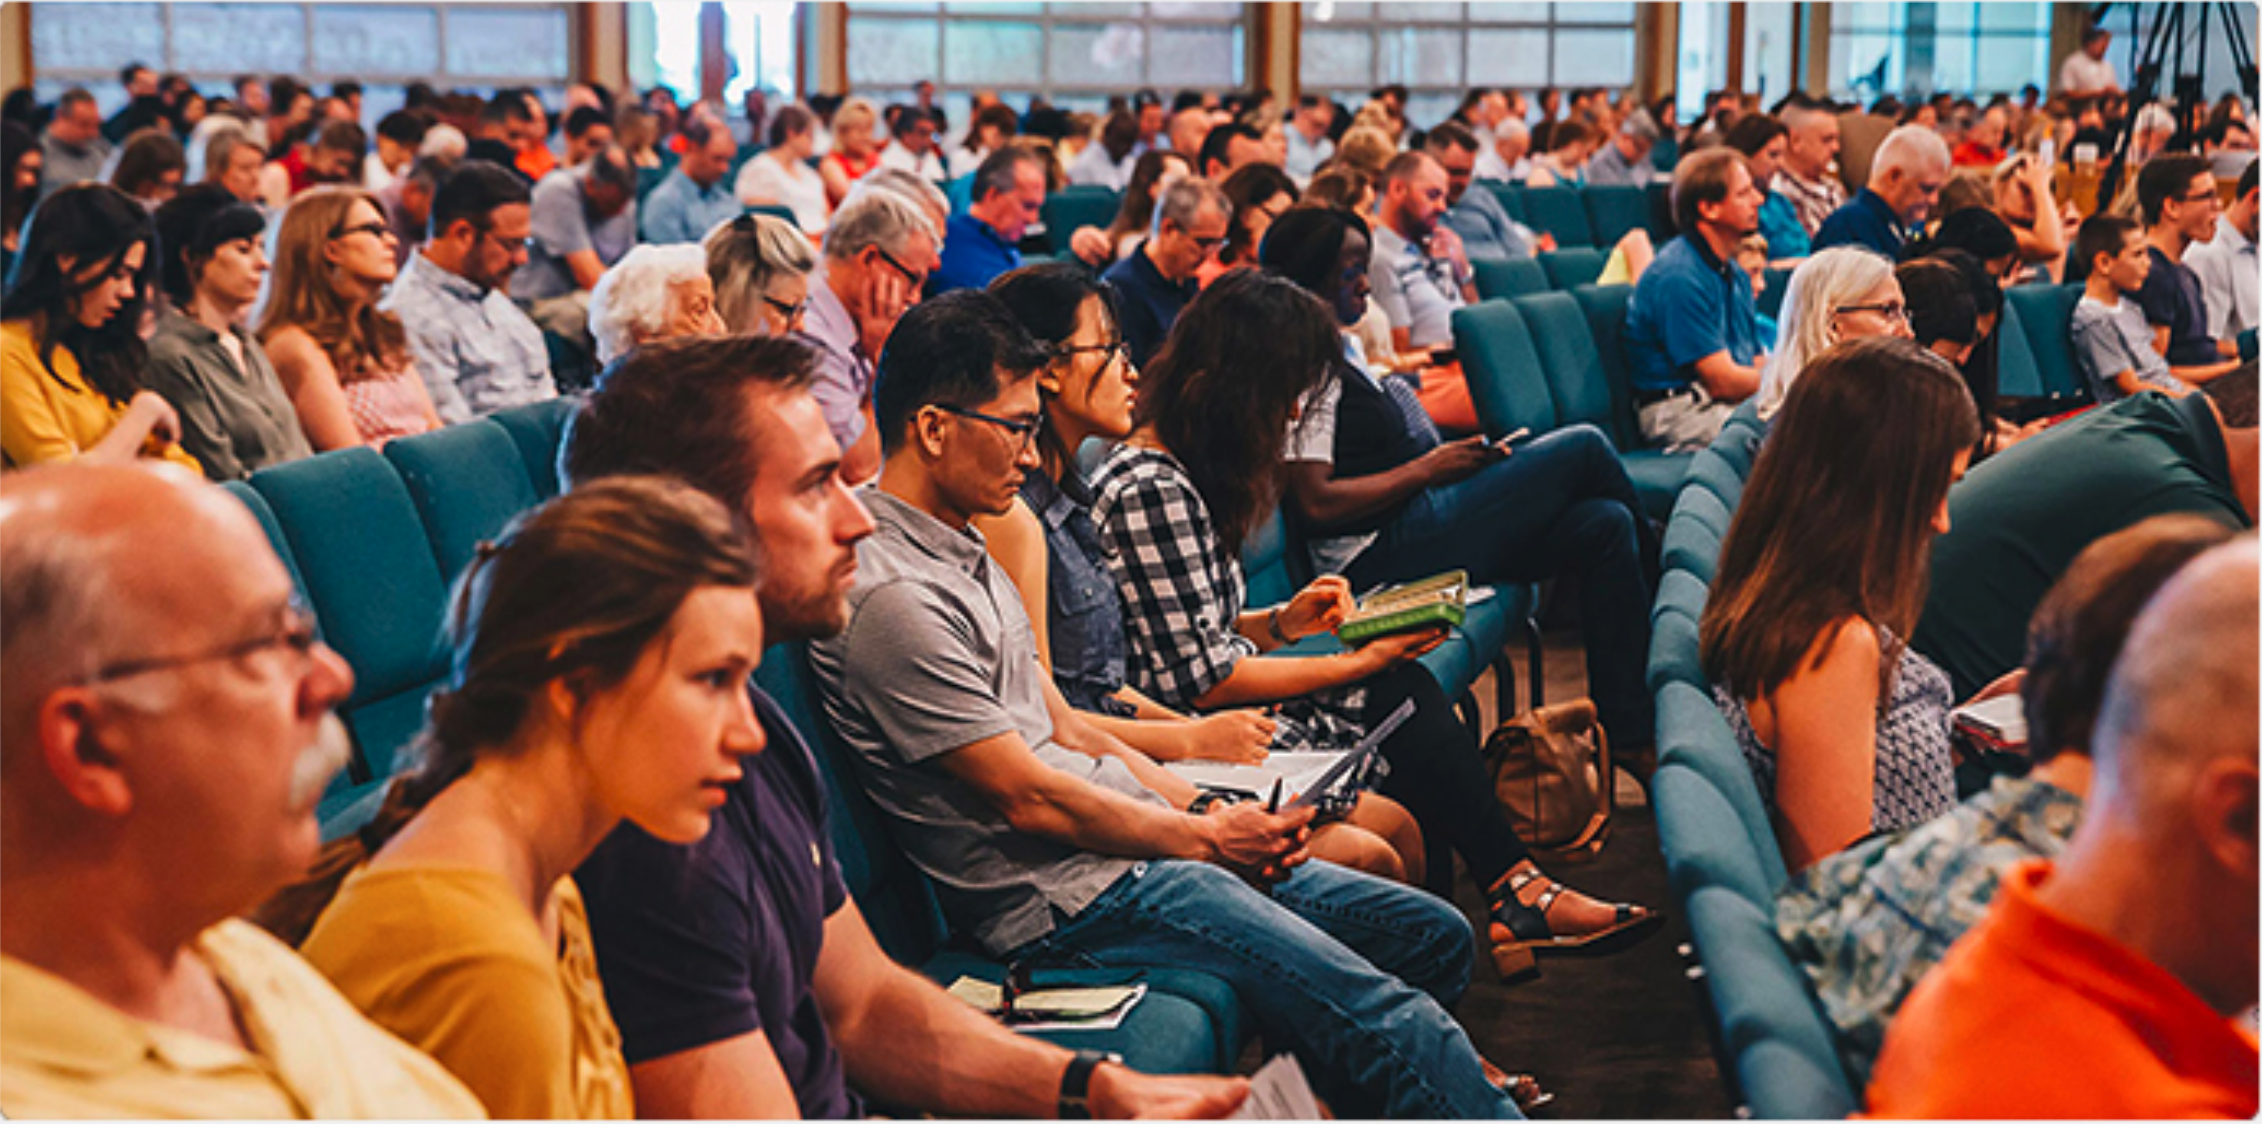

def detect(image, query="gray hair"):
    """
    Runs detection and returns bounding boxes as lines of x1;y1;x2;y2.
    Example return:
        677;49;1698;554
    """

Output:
1496;117;1531;145
844;166;947;239
1152;175;1230;236
588;243;714;365
1757;247;1900;420
824;187;936;263
1620;109;1660;143
420;123;468;163
197;123;262;187
1871;124;1951;180
704;212;816;335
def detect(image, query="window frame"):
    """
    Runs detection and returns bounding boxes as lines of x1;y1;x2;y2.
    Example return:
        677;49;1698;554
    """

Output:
840;2;1250;115
1298;1;1640;124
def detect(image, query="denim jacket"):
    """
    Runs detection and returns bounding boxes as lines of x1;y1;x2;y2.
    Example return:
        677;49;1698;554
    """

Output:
1022;468;1135;717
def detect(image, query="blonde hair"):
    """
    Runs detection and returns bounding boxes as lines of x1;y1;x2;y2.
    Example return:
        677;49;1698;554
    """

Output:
1335;127;1397;179
257;186;408;385
833;97;878;138
704;212;815;336
1756;247;1899;420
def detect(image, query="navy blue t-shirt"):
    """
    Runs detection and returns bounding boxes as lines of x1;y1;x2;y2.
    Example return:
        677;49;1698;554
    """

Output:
2135;245;2223;368
576;686;856;1118
1811;188;1906;258
929;210;1024;297
1103;242;1196;369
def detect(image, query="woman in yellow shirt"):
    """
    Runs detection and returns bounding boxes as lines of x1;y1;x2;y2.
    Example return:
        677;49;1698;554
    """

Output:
298;477;767;1119
0;183;198;471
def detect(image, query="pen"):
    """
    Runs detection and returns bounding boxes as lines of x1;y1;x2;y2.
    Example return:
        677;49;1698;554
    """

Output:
1266;778;1283;814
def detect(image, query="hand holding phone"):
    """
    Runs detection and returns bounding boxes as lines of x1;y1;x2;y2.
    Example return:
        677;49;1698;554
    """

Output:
1493;427;1531;453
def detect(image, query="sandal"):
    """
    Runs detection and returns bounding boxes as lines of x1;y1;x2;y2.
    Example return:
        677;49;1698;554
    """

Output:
1487;867;1662;977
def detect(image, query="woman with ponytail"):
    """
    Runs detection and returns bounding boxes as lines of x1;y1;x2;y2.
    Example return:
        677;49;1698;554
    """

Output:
296;477;766;1119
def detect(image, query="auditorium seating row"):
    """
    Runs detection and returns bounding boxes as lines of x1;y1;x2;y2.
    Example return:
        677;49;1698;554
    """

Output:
218;395;1543;1079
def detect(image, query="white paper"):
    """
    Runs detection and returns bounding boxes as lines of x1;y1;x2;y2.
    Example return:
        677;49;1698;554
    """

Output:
1952;694;2029;746
1166;750;1352;804
1231;1054;1325;1120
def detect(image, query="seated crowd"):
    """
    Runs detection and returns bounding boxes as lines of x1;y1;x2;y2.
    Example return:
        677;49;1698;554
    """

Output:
0;49;2255;1121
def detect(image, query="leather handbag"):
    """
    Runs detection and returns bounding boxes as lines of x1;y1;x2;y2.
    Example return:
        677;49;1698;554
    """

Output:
1484;698;1614;862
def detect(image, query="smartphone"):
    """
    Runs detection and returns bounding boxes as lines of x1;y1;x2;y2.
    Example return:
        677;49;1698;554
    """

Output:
1428;346;1459;366
1493;427;1532;452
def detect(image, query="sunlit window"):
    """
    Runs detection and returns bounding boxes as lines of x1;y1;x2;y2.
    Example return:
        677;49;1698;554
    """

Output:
1302;2;1637;131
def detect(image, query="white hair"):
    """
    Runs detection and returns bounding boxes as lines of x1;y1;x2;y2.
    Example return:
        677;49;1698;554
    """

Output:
1496;117;1530;145
1871;124;1951;180
588;244;713;366
824;187;938;262
420;123;468;163
1756;247;1900;420
843;167;946;241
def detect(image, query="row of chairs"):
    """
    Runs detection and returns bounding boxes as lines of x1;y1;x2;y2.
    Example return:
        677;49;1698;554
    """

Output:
1637;285;2094;1117
217;388;1553;1079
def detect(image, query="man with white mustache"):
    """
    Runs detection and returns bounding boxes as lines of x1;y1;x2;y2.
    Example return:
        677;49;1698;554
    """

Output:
0;462;484;1118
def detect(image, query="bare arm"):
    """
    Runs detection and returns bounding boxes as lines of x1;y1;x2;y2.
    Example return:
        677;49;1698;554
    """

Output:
265;329;368;451
1691;349;1763;402
1191;628;1443;711
1760;621;1884;873
627;1032;804;1119
565;248;608;291
842;409;882;485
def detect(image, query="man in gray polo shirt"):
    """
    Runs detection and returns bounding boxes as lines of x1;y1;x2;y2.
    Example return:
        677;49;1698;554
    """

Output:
1372;151;1478;356
513;144;639;342
806;291;1522;1120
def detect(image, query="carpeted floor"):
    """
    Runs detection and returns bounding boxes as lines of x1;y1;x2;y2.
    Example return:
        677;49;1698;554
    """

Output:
1443;625;1735;1119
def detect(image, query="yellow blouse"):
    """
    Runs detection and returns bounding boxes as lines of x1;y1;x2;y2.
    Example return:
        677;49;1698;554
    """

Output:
1;320;201;471
300;867;634;1120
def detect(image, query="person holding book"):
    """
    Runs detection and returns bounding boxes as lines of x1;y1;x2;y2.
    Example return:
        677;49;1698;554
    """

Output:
1092;268;1658;983
975;261;1423;884
1265;206;1659;777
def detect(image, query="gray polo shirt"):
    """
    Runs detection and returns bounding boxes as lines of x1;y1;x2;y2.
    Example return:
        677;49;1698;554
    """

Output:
144;311;313;481
513;165;637;302
806;488;1152;956
1370;223;1467;348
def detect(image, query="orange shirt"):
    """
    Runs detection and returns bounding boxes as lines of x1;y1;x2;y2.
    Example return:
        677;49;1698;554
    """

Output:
517;143;558;183
1867;860;2259;1119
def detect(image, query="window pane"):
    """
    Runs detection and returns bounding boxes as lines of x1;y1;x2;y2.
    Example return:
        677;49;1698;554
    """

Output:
1049;23;1146;87
946;1;1045;13
1377;27;1464;88
312;5;440;78
630;2;702;104
1148;24;1239;87
1468;3;1550;22
944;20;1043;85
1302;1;1375;21
1553;28;1633;86
1832;31;1898;97
1974;36;2046;95
172;4;308;76
1979;2;2046;33
1149;2;1241;19
1468;28;1549;86
445;7;570;79
1553;2;1633;24
849;15;941;86
1925;36;1973;100
1836;2;1897;32
1744;2;1797;101
31;3;166;73
725;2;798;103
1934;2;1975;34
1301;27;1374;87
1394;2;1464;20
1059;2;1142;14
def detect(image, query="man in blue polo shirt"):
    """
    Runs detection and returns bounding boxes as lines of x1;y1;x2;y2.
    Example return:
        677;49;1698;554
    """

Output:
1103;177;1230;368
929;147;1045;296
640;114;742;245
1624;147;1767;451
1813;125;1950;258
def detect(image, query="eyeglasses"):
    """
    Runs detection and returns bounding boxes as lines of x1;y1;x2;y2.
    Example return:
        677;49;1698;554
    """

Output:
934;403;1042;451
873;246;928;289
1057;337;1129;368
1834;301;1910;323
1187;232;1228;252
78;601;320;685
762;294;808;323
330;220;394;242
2178;189;2223;206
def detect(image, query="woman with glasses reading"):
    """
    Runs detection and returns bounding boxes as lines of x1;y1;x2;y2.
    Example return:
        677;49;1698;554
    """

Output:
260;186;440;450
977;262;1424;883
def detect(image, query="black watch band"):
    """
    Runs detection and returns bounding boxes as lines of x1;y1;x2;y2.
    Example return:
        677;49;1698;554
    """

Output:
1058;1049;1117;1119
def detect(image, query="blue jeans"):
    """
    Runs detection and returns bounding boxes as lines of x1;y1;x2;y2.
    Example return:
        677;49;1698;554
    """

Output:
1015;859;1521;1120
1345;424;1656;747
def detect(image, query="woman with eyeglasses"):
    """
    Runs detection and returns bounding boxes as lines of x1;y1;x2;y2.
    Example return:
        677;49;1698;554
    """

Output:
977;262;1424;884
1198;163;1298;289
260;186;441;451
0;183;199;470
1754;246;1913;423
1702;337;1985;873
704;211;814;337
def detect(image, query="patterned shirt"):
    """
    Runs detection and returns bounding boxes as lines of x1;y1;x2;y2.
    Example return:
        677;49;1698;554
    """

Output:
1773;168;1846;239
1714;632;1958;836
1089;444;1364;749
381;252;555;425
1774;774;2085;1090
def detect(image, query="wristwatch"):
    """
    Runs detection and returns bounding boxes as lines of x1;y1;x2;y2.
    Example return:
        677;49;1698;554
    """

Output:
1058;1049;1120;1119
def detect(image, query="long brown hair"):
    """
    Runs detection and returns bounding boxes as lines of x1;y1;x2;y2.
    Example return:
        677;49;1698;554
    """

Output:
253;476;760;944
1134;268;1340;552
257;185;409;385
1701;336;1979;705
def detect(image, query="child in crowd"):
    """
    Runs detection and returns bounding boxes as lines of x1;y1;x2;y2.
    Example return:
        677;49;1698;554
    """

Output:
1738;234;1780;349
2071;214;2189;403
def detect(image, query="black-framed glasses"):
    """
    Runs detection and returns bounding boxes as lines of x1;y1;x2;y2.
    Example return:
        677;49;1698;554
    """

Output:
78;601;320;685
934;403;1041;451
873;245;928;289
330;220;394;242
1187;232;1228;252
1057;337;1129;368
1834;301;1910;324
